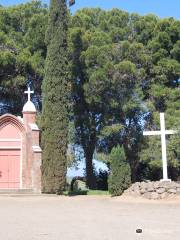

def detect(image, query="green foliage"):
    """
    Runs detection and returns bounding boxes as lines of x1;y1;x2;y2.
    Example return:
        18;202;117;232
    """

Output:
0;1;48;114
108;146;131;196
171;40;180;61
41;0;70;193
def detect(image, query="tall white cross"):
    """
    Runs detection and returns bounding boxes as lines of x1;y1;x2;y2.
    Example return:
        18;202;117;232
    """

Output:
24;86;34;101
143;113;177;181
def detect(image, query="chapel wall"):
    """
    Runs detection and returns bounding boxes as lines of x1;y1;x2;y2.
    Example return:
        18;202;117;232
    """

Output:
0;88;42;193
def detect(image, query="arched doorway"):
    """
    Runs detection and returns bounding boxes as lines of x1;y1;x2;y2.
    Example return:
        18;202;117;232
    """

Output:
0;122;22;189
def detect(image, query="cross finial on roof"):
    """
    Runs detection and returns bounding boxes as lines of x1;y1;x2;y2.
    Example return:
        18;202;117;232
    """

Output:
24;86;34;102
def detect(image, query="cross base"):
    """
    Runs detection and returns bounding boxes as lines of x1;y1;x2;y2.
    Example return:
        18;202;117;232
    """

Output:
160;179;171;182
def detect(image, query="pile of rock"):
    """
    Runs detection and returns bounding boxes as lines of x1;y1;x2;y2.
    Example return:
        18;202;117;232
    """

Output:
124;181;180;200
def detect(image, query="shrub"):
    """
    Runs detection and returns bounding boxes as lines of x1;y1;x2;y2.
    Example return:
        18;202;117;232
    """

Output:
96;169;109;190
108;145;131;196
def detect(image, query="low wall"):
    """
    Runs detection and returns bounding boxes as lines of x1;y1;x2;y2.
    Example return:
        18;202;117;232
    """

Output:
124;181;180;200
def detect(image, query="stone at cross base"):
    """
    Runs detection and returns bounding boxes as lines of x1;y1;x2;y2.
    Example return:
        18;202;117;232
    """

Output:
143;112;178;182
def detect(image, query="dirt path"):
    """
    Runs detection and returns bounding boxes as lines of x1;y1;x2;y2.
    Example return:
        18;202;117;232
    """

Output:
0;195;179;240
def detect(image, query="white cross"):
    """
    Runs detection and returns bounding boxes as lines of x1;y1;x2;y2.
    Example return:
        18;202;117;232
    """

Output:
143;113;177;181
24;86;34;102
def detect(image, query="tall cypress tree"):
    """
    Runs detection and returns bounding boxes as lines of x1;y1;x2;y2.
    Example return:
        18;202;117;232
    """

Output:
41;0;69;193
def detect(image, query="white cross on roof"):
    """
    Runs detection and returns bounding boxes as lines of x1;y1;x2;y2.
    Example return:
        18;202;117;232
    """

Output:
24;87;34;101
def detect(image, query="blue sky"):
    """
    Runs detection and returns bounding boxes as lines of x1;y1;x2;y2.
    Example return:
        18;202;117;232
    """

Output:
1;0;180;19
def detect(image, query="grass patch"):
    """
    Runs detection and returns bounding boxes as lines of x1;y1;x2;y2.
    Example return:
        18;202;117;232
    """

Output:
63;190;110;196
64;190;88;196
87;190;110;195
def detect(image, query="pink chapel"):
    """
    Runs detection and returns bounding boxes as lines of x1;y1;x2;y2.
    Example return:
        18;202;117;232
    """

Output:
0;87;42;192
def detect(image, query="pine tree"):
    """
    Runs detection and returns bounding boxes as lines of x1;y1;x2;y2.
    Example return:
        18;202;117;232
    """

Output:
41;0;69;193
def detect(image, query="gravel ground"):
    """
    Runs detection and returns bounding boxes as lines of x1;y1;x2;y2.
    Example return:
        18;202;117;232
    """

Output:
0;195;180;240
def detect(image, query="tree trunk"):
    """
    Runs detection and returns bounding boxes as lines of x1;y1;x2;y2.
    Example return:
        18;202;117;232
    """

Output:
84;149;97;189
124;145;139;183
